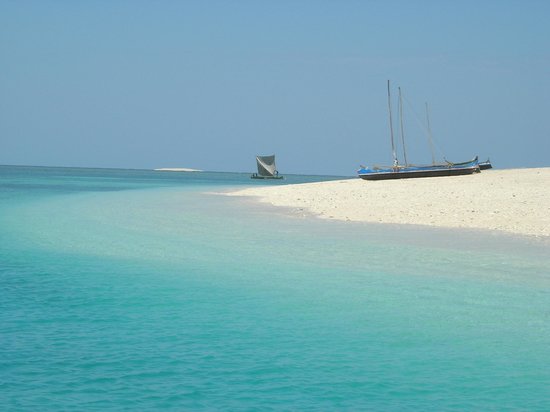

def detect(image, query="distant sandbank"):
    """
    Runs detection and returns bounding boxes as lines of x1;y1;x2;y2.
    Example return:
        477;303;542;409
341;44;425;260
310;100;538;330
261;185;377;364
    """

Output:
228;168;550;238
154;168;202;172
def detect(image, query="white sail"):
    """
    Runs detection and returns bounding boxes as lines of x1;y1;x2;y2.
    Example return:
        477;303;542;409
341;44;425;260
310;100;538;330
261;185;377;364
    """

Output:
256;155;278;177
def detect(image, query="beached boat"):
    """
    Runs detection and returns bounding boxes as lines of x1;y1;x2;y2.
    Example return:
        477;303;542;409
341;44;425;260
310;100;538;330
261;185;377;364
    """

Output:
479;158;493;170
358;81;479;181
251;155;284;179
444;157;480;167
357;162;479;181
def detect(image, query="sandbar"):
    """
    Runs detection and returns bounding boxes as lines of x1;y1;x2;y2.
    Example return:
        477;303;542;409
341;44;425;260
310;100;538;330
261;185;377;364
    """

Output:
154;168;202;172
228;168;550;238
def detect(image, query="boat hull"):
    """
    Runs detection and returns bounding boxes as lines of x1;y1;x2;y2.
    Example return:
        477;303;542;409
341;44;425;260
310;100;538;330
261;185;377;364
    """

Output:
250;174;284;180
358;165;480;181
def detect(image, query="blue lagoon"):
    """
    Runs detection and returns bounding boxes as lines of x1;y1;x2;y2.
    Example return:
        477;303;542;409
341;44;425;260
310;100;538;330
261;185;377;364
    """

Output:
1;165;549;410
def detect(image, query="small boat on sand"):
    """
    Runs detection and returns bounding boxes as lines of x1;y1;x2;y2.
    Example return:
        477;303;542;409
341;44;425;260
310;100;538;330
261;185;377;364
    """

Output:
478;158;493;170
357;162;479;180
358;81;479;181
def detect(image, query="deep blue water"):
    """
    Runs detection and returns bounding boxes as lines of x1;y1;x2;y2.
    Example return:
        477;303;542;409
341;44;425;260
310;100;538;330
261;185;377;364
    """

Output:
1;165;549;410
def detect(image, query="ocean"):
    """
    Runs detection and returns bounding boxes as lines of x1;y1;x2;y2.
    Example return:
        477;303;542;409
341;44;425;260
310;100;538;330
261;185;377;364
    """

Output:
1;165;549;410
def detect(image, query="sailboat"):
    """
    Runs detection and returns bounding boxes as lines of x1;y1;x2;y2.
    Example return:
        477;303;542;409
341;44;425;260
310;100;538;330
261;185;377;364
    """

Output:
251;155;284;179
357;81;480;181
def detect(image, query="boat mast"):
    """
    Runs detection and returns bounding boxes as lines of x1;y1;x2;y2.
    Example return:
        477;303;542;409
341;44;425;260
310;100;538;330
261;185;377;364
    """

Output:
425;102;436;165
387;80;398;166
398;87;408;166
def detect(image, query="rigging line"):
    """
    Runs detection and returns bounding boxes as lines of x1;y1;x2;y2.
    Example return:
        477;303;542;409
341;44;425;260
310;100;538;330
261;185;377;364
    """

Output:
398;87;408;166
425;102;436;165
387;80;398;166
401;94;447;161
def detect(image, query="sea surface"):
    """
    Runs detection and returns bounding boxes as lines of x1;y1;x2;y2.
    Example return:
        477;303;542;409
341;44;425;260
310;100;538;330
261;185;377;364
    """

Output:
1;165;549;411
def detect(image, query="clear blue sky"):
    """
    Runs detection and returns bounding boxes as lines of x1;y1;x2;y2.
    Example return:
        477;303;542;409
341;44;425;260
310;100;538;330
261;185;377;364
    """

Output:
1;0;549;176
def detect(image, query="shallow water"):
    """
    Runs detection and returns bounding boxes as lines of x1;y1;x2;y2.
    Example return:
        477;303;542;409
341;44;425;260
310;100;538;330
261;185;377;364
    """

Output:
1;165;549;410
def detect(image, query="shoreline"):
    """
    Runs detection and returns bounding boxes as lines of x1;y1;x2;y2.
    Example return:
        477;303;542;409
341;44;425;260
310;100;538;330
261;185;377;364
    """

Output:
227;168;550;239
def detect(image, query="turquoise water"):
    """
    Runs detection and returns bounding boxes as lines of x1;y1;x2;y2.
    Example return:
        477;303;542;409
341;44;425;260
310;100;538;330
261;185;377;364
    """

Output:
1;165;549;410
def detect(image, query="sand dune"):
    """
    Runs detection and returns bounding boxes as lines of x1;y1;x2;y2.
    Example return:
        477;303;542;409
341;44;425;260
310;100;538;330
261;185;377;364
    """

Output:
229;168;550;238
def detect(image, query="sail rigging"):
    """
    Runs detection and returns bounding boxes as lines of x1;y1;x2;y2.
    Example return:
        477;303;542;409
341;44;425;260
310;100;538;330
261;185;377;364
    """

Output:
357;81;480;180
387;80;398;166
398;87;408;166
256;155;277;176
425;102;436;165
251;155;283;179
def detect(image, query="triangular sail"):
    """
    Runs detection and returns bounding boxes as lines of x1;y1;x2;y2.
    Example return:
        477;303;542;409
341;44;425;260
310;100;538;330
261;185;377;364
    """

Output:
256;155;277;177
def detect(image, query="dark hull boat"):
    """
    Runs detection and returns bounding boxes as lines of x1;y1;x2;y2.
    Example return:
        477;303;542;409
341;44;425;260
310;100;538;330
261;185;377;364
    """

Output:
358;162;479;181
251;174;283;180
478;158;493;170
358;81;480;181
444;157;479;167
251;155;284;179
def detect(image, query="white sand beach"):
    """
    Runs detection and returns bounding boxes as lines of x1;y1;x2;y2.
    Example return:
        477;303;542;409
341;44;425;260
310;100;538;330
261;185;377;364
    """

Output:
229;168;550;238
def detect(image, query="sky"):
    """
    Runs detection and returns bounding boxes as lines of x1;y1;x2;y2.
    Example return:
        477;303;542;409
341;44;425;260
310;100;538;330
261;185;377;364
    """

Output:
1;0;549;176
